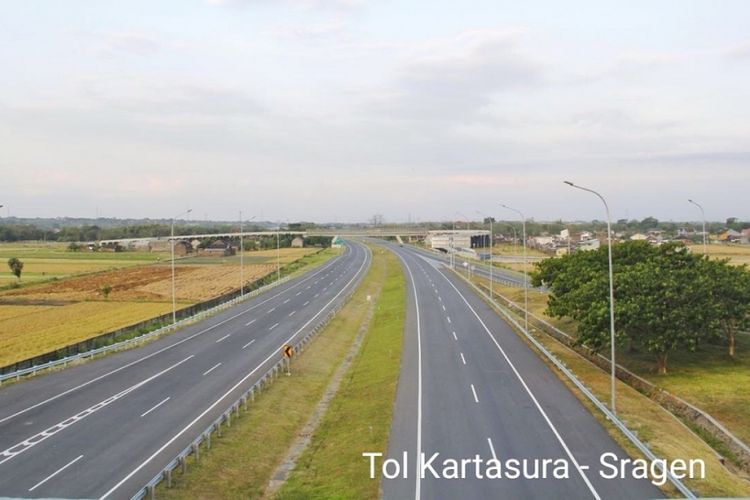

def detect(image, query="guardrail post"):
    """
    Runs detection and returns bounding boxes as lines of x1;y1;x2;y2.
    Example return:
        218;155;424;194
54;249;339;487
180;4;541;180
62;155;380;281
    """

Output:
226;412;231;427
165;469;172;488
206;432;211;450
192;443;200;461
148;484;156;499
180;456;187;474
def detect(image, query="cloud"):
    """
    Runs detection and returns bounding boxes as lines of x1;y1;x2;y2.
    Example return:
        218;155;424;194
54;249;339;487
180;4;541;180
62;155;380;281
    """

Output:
207;0;365;10
264;18;349;42
726;42;750;59
369;29;544;123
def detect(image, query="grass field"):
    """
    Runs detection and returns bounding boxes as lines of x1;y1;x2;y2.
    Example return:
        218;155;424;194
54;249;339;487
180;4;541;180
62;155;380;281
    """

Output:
159;245;405;499
468;276;750;496
0;246;328;367
0;242;167;286
0;301;174;365
688;243;750;266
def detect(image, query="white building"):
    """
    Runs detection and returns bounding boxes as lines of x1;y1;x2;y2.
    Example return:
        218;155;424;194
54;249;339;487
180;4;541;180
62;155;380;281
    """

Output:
426;230;490;253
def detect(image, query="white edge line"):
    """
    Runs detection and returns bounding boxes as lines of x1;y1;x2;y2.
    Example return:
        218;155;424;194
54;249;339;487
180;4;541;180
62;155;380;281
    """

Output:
436;266;601;500
392;248;423;500
29;454;84;492
100;242;370;499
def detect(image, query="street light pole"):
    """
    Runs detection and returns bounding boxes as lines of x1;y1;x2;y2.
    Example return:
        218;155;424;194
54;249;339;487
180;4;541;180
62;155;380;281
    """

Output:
240;210;243;298
501;205;528;337
239;214;257;298
564;180;617;415
476;210;493;300
277;230;281;282
688;199;707;254
171;208;192;324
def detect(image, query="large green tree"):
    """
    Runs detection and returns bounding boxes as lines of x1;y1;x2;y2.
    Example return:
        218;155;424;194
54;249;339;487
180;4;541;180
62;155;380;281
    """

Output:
703;259;750;357
532;242;714;374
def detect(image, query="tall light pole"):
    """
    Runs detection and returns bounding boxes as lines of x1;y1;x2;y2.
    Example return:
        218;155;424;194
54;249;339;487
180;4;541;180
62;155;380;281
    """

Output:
239;213;257;298
501;204;528;337
564;180;617;415
688;199;707;255
476;210;494;300
171;208;192;324
277;229;281;282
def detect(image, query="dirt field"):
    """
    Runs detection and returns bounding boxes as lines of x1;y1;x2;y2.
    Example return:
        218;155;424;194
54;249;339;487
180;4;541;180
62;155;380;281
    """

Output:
0;247;322;367
688;243;750;266
0;301;175;366
0;242;167;286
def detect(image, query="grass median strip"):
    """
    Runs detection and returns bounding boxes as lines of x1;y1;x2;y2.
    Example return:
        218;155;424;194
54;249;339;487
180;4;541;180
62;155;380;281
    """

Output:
159;246;405;499
275;247;405;499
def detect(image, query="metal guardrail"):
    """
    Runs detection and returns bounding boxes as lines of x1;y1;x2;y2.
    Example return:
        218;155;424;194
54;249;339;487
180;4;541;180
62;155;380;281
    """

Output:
0;276;291;385
453;269;696;498
131;252;368;500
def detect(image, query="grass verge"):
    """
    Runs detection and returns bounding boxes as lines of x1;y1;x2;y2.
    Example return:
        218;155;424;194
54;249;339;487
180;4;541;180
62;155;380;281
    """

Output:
275;247;404;499
468;274;750;497
158;245;405;499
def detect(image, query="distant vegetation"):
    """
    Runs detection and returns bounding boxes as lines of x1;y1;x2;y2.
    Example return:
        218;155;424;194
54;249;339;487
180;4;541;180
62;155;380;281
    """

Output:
532;241;750;373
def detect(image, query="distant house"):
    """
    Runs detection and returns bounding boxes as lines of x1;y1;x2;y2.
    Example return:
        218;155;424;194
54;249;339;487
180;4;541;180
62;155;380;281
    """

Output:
630;233;649;241
578;238;601;251
200;239;236;256
719;229;742;243
174;240;193;256
291;236;304;248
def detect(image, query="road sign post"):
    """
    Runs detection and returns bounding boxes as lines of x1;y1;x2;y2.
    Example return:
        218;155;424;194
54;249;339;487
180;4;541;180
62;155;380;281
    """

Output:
282;344;294;375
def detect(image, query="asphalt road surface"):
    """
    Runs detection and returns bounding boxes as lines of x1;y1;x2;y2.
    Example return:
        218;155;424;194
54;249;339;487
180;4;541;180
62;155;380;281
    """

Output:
382;242;661;500
403;244;529;288
0;242;369;499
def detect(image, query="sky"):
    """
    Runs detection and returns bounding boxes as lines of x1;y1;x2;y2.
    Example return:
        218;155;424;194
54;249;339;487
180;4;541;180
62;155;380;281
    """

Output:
1;0;749;223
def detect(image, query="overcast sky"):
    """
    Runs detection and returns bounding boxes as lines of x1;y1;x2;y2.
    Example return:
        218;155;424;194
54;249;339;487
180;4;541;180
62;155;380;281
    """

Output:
1;1;749;223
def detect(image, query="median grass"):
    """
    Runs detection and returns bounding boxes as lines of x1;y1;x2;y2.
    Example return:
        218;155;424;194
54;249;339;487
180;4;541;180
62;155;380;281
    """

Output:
276;248;404;499
159;246;405;499
469;274;750;497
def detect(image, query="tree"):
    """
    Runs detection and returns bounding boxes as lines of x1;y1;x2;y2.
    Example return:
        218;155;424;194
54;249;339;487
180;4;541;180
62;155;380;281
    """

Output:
7;257;23;280
100;284;112;300
639;216;659;231
532;241;712;374
614;249;715;374
703;259;750;357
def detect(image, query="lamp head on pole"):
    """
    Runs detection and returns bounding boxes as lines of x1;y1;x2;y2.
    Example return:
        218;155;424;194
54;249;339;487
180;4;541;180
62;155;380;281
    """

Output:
563;180;574;187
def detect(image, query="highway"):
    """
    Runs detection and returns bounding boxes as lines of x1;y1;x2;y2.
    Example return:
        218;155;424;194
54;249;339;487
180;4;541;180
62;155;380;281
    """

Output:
403;244;529;287
382;242;660;499
0;242;369;499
